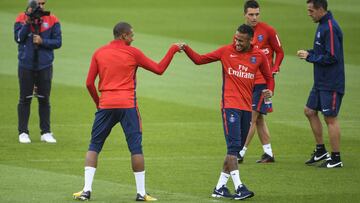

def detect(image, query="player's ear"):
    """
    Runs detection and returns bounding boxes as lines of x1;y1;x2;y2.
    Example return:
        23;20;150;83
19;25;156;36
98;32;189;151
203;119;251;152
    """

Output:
120;33;127;40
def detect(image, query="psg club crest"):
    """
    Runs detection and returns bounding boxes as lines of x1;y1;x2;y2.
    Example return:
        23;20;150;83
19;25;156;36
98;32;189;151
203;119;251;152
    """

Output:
42;22;49;29
250;56;257;64
229;114;236;123
257;34;264;42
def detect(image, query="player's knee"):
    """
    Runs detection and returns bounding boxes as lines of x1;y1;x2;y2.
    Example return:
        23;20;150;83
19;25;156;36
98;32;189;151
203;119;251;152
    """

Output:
126;132;143;155
256;115;264;125
37;95;50;106
324;116;337;125
304;107;316;118
128;140;143;155
88;142;104;153
227;146;240;156
19;96;32;105
249;121;255;127
249;116;256;124
129;146;143;155
127;134;143;155
227;151;238;156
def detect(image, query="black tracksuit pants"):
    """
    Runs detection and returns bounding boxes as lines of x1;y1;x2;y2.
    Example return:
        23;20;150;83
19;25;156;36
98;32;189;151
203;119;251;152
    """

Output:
18;67;52;135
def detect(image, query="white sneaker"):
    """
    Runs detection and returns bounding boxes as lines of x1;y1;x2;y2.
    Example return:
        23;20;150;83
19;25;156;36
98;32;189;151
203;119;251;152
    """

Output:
40;132;57;143
19;133;31;144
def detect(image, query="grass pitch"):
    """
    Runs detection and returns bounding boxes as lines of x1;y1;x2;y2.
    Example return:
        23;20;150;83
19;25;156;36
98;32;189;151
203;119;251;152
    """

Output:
0;0;359;202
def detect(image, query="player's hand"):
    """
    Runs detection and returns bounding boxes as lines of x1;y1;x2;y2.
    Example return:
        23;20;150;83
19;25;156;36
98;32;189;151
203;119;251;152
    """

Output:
174;42;186;52
25;7;33;15
262;89;273;98
25;16;32;24
25;7;33;24
33;34;43;45
25;18;32;24
272;66;280;76
297;50;309;59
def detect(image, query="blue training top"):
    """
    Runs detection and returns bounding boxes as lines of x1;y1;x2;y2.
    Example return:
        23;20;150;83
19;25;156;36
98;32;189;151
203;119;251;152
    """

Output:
14;13;62;70
306;11;345;94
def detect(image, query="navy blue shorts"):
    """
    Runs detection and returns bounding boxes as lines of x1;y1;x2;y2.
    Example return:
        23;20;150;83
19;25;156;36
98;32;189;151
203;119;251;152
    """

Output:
252;84;267;115
88;108;143;155
221;108;251;156
306;88;343;117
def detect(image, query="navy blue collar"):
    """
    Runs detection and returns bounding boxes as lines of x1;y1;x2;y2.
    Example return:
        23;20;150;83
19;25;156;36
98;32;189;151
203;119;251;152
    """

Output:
319;11;333;24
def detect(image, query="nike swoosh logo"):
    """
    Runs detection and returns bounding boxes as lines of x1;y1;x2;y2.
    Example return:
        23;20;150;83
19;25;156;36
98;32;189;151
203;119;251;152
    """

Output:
327;162;342;168
314;153;327;161
218;191;224;195
322;109;330;112
230;54;238;58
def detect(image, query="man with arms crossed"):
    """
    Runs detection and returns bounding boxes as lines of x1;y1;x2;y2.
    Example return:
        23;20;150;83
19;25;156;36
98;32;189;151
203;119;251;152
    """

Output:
297;0;344;168
73;22;182;201
182;24;274;200
239;0;284;163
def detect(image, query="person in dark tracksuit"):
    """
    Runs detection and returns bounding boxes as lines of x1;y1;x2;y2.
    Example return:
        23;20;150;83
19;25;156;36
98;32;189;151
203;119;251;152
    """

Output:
14;0;62;143
297;0;344;168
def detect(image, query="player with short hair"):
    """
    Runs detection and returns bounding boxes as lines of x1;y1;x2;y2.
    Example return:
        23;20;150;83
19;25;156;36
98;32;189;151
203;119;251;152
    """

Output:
181;24;274;200
238;0;284;163
297;0;345;168
73;22;181;201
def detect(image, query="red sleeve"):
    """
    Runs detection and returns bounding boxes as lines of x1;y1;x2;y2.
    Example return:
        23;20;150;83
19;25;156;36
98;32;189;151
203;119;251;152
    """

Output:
50;14;60;23
134;45;179;75
15;13;27;23
183;45;223;65
86;53;99;108
268;28;284;72
259;52;275;92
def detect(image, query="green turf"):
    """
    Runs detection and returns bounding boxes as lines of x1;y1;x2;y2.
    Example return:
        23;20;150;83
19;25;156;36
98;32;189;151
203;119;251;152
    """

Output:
0;0;360;202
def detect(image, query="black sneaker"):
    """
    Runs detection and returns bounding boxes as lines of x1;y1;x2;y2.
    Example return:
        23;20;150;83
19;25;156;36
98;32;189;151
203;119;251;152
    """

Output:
73;190;91;201
233;184;254;200
305;150;329;165
135;193;157;201
237;154;244;164
319;158;343;168
211;185;233;198
256;153;275;163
